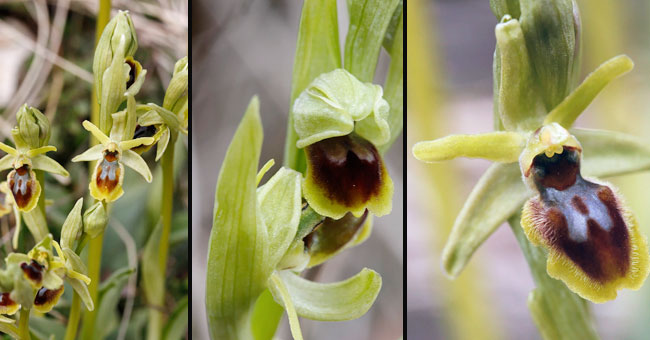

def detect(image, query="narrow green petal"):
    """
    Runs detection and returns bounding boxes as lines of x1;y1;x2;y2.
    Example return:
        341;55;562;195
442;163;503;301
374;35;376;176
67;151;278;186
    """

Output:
120;137;154;150
81;120;111;145
31;155;69;177
269;272;304;340
442;163;530;277
257;167;302;270
344;0;400;82
0;155;14;171
573;128;650;178
0;142;17;156
413;131;526;163
256;159;275;186
25;146;56;158
284;0;341;172
71;144;104;163
206;96;266;340
269;268;381;321
544;55;634;128
121;150;152;182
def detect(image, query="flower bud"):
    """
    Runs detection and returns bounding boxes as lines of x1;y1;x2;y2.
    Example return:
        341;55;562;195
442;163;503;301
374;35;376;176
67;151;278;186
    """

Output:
83;201;108;239
163;56;188;116
60;198;83;250
16;105;50;148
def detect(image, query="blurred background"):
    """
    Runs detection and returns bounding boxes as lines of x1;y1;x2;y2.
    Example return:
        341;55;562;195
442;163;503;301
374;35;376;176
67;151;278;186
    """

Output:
407;0;650;339
192;0;403;339
0;1;187;338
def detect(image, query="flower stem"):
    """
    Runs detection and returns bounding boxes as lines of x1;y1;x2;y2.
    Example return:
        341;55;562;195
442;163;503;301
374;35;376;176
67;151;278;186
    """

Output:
80;231;105;340
147;134;176;340
64;293;82;340
18;308;30;340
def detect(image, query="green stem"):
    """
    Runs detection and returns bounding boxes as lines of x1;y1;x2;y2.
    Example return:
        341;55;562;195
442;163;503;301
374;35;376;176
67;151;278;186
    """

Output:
80;231;105;340
18;308;30;340
508;212;599;340
147;134;176;340
64;293;82;340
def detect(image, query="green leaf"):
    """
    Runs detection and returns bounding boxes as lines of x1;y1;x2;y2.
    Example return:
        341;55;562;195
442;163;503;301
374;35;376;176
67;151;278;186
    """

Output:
544;55;634;128
380;9;403;152
344;0;400;82
250;289;284;340
95;267;136;339
573;128;650;178
29;315;65;340
206;96;265;340
495;16;546;131
142;221;164;308
412;131;525;163
269;268;381;321
442;163;530;277
508;211;598;340
162;296;188;340
284;0;341;173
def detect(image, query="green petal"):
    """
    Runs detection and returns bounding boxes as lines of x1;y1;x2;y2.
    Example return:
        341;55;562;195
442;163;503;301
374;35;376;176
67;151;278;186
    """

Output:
81;121;111;145
0;142;17;156
121;149;152;182
413;131;526;163
31;155;69;177
544;55;634;128
257;167;302;270
69;276;94;311
71;144;104;162
155;128;171;162
344;0;400;82
495;16;546;131
442;162;530;277
25;145;56;157
269;268;381;321
573;128;650;178
0;154;14;171
120;137;154;151
42;271;63;290
206;96;266;340
284;0;341;172
147;104;187;134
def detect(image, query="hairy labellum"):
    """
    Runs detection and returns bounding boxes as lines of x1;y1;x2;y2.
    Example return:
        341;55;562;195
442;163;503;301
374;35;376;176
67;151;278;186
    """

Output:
96;151;121;194
33;286;64;313
0;292;18;315
303;134;393;219
8;165;40;212
521;147;649;302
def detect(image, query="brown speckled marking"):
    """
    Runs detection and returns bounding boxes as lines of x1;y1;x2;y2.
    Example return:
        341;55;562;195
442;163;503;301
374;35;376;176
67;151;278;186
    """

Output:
34;286;63;306
21;260;44;283
306;135;382;207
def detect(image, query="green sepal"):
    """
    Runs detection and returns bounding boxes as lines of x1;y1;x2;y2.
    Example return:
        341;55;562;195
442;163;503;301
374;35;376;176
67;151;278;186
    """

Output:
379;10;403;152
574;128;650;178
441;163;530;278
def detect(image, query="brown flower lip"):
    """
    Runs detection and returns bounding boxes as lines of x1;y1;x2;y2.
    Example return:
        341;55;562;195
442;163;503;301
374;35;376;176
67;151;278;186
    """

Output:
9;165;34;209
306;134;383;207
34;286;63;307
21;259;44;283
528;147;630;282
304;209;369;254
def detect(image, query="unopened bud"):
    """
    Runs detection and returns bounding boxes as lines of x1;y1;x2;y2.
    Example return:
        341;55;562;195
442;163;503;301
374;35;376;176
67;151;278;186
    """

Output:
83;202;108;239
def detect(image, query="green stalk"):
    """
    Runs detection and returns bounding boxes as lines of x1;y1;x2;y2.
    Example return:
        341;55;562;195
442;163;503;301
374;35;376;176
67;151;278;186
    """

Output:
18;308;30;340
64;293;82;340
78;1;111;338
147;134;177;340
80;231;105;340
